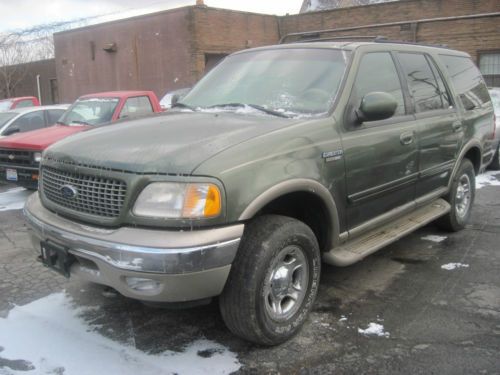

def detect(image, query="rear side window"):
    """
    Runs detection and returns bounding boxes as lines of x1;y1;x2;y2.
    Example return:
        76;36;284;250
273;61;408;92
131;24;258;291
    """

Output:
440;55;490;110
9;111;46;132
353;52;406;117
15;99;35;108
399;53;452;113
119;96;153;119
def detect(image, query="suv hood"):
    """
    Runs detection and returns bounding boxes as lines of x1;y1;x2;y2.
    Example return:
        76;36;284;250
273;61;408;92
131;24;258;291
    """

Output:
45;112;299;174
0;124;88;150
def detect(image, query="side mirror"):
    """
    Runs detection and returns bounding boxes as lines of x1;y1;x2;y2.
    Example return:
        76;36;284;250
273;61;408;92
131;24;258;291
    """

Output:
356;92;398;123
3;126;20;136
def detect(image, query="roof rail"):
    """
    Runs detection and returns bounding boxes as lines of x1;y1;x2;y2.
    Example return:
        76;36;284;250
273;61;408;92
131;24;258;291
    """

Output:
373;38;449;49
280;31;386;44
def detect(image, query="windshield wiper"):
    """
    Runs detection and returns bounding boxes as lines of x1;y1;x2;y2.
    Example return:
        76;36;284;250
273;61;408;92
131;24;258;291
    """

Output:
171;102;197;111
206;103;289;118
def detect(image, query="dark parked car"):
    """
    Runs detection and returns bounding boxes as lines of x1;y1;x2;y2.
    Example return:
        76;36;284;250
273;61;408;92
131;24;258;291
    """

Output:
24;38;494;345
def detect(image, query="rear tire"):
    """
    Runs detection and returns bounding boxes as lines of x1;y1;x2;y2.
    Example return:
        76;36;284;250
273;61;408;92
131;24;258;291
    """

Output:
219;215;320;346
437;158;475;231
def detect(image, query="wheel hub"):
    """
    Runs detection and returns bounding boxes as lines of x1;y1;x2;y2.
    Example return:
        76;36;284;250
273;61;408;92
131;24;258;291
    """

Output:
264;246;309;321
455;173;471;218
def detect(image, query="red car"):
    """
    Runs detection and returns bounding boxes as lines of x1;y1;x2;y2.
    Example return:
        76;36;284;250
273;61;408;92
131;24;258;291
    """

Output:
0;91;162;189
0;96;40;111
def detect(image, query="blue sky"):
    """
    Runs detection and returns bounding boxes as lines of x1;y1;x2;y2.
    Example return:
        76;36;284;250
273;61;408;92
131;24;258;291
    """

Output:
0;0;303;32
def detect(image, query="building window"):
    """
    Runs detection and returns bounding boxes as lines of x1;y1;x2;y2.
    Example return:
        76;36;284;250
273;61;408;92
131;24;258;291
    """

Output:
479;52;500;87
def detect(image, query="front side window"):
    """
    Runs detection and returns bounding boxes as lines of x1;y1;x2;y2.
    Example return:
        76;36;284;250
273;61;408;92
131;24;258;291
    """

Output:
59;97;119;126
180;48;349;118
440;54;490;110
352;52;406;117
9;111;45;133
398;53;447;113
119;96;153;119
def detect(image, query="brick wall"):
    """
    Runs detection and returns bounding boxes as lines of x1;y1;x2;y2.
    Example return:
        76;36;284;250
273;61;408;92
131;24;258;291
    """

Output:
279;0;500;62
54;7;194;102
192;6;279;80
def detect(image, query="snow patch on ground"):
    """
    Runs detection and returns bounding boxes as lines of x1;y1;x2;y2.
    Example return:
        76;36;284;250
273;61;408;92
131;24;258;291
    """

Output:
421;235;447;243
358;323;390;338
441;263;469;270
0;187;31;212
0;293;240;375
476;171;500;189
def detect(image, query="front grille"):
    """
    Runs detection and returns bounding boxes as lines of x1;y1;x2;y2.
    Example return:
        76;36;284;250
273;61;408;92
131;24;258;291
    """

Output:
0;149;33;166
42;167;127;218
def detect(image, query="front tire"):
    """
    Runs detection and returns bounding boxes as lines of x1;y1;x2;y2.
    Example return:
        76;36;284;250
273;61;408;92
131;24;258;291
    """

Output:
219;215;321;346
437;158;475;231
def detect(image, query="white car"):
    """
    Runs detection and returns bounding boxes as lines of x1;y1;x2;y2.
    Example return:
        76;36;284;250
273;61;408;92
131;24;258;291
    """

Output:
0;104;69;138
488;88;500;170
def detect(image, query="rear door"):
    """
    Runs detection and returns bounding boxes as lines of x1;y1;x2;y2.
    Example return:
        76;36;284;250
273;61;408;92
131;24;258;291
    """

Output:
397;52;461;197
342;51;419;229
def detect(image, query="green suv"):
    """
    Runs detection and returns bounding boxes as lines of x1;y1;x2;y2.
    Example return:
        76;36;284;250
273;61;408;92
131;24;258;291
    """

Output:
24;40;495;345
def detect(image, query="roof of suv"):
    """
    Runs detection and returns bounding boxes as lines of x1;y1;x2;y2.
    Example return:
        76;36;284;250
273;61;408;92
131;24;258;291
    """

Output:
233;40;470;57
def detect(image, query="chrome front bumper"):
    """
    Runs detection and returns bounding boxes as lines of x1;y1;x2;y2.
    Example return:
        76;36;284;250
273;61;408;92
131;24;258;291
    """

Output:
24;193;243;302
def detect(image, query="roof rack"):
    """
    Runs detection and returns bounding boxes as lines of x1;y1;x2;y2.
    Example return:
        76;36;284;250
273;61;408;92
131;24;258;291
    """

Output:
279;30;449;49
279;31;386;44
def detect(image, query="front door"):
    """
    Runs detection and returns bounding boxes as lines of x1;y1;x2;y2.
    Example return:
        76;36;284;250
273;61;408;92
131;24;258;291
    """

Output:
342;51;419;230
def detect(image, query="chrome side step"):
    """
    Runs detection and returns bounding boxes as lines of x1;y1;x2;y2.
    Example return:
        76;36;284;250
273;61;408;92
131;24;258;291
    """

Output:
323;198;451;267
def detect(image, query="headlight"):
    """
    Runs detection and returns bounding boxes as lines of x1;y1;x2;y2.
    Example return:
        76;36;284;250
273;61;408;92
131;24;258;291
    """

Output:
33;152;42;163
133;182;221;219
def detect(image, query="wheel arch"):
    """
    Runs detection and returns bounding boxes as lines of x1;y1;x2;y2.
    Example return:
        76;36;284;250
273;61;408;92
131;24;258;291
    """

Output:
238;179;340;252
449;140;482;190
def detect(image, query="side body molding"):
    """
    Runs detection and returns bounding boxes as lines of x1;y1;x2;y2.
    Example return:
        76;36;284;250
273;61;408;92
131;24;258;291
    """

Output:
238;179;341;248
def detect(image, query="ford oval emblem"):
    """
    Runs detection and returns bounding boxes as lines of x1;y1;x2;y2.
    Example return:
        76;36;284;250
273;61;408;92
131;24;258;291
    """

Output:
61;185;78;199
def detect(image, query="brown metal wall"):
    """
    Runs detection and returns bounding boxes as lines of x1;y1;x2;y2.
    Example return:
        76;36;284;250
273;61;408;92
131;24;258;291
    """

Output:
54;7;194;102
1;59;57;104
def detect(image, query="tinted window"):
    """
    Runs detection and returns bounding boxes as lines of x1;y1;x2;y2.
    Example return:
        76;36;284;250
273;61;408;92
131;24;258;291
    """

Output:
353;52;405;117
427;56;451;109
16;99;35;108
399;53;446;112
9;111;45;132
47;109;66;124
440;55;490;110
119;96;153;119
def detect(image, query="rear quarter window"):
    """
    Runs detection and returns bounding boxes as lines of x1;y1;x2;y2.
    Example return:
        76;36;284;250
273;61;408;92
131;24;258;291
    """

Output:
439;54;490;110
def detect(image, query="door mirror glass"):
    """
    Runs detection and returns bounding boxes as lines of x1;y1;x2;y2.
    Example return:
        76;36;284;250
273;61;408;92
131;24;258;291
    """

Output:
356;92;397;123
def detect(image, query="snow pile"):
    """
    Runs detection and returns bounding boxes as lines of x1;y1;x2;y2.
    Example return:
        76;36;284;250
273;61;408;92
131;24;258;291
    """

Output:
441;263;469;270
421;235;447;243
358;323;390;338
476;171;500;189
0;187;31;212
0;293;241;375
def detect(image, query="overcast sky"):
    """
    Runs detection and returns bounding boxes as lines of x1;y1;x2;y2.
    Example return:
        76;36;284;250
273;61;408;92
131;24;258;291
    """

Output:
0;0;304;32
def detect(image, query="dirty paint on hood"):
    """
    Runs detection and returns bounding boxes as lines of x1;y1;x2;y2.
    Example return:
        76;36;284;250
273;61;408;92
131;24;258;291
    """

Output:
44;112;298;175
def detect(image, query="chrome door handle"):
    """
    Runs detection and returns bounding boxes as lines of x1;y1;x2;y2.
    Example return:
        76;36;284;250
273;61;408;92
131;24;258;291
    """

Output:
400;131;414;145
452;121;463;132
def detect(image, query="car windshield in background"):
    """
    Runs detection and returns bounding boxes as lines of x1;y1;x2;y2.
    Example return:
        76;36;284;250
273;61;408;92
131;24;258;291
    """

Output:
180;48;349;118
488;89;500;115
0;100;13;112
58;98;119;126
0;112;17;128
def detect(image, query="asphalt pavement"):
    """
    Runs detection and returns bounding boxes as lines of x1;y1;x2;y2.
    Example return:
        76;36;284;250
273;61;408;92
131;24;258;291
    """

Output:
0;174;499;374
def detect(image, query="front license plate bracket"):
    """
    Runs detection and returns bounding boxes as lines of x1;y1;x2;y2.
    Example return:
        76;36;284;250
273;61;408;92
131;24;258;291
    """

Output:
40;241;75;278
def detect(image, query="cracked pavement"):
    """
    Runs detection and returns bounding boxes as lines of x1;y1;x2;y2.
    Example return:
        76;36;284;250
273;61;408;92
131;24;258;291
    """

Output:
0;175;499;374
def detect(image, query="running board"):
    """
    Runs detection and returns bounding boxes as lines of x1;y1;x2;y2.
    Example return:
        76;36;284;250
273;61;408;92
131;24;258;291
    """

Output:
323;198;451;267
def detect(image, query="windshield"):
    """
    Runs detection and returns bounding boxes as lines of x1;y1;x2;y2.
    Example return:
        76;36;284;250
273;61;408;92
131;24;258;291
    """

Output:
59;97;119;126
180;48;349;118
0;112;16;131
489;89;500;116
0;100;13;112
